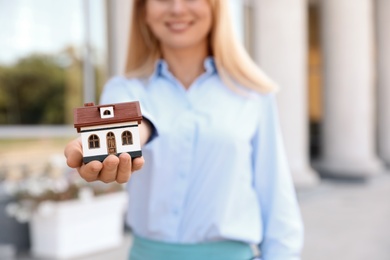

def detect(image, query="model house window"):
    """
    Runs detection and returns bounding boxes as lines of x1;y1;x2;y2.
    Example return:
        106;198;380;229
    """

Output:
122;131;133;145
100;106;114;118
88;134;100;149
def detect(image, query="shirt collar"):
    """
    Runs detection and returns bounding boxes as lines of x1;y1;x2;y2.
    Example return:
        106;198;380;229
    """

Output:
149;56;217;83
203;56;217;75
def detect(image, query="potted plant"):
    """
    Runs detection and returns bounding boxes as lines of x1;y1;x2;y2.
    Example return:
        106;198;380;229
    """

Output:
3;158;128;260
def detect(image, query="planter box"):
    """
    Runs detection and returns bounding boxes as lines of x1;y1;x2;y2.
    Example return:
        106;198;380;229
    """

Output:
0;195;30;253
30;191;127;259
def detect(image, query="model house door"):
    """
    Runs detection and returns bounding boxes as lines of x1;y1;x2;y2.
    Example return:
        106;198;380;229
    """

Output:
107;132;116;154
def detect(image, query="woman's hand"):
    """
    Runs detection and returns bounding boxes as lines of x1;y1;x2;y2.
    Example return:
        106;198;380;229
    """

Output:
64;138;145;183
64;119;152;183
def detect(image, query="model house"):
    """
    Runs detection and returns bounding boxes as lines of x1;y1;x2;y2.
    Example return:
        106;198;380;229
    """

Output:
73;101;143;163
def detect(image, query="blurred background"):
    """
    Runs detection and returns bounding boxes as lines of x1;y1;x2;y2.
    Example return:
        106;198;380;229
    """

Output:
1;0;390;259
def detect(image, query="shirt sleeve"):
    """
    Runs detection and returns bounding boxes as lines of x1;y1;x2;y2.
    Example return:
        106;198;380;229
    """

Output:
252;94;304;260
99;76;158;144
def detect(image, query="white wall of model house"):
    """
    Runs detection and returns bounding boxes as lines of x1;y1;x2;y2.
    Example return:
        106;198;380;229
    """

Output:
81;121;141;157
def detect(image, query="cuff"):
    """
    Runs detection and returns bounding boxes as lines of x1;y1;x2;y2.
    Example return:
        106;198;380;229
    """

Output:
142;111;158;145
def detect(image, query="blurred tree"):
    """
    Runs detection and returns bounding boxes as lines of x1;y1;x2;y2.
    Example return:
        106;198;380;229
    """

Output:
0;55;66;125
63;47;83;125
0;67;9;123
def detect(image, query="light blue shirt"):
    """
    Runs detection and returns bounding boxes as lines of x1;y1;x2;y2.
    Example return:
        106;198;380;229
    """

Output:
100;58;303;260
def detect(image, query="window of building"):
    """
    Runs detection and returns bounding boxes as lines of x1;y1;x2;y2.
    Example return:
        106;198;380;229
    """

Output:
122;131;133;145
88;134;100;149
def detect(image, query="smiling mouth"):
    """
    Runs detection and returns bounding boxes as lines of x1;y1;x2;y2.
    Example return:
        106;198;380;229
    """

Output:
166;22;193;32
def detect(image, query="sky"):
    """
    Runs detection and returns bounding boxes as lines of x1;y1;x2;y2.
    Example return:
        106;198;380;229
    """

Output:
0;0;106;65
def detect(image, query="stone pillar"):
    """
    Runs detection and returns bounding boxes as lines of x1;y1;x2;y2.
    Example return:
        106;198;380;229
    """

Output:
253;0;319;187
376;0;390;167
228;0;245;44
318;0;383;177
106;0;132;77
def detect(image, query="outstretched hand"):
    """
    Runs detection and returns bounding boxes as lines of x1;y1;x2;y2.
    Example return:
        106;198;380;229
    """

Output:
64;138;144;183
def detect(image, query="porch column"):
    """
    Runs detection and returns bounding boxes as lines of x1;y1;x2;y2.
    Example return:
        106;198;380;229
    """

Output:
376;0;390;167
253;0;319;187
318;0;383;177
106;0;132;77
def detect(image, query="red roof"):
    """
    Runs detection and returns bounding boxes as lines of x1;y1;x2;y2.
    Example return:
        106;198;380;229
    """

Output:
73;101;142;132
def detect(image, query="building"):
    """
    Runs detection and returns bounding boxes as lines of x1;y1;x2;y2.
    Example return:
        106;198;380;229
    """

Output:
1;0;387;187
104;0;390;187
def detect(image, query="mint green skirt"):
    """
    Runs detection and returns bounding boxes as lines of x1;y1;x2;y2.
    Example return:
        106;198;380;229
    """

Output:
129;235;254;260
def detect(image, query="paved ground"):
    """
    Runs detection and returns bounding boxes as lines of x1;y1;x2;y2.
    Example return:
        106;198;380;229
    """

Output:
299;173;390;260
4;138;389;259
12;172;390;260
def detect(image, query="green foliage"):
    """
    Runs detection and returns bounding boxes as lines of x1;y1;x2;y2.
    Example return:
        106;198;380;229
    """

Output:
0;54;66;124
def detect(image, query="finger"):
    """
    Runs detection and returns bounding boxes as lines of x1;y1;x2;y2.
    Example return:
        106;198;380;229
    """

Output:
98;155;120;183
116;153;132;183
64;138;83;169
78;161;102;182
132;156;145;172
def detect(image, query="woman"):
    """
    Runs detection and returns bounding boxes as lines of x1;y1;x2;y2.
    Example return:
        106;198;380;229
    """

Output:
65;0;304;259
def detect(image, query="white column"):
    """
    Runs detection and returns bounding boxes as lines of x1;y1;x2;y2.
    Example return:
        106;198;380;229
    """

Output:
228;0;245;44
376;0;390;167
106;0;133;77
253;0;319;187
318;0;383;177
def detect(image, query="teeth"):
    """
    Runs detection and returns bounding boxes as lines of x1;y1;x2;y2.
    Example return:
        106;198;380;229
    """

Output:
168;23;189;30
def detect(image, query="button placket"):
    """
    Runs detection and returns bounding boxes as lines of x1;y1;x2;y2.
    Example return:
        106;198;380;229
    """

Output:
170;109;195;225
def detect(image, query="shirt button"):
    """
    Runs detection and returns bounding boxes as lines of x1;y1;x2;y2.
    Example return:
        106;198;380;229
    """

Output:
180;172;186;179
173;208;179;215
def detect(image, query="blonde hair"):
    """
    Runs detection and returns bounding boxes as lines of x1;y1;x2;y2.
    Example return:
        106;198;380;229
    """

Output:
125;0;277;93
